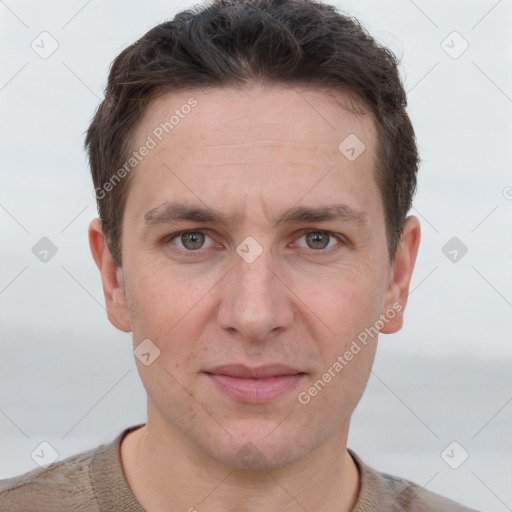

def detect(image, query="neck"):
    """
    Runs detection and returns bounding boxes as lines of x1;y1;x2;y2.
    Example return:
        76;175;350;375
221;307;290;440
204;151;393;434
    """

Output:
121;411;360;512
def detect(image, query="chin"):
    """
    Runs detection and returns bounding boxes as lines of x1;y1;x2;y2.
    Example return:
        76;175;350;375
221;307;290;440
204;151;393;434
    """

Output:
197;420;316;470
208;440;301;470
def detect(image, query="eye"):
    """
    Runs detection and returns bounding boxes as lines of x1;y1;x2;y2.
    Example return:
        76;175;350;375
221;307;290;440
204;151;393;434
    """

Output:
294;230;345;252
165;230;214;252
162;229;346;257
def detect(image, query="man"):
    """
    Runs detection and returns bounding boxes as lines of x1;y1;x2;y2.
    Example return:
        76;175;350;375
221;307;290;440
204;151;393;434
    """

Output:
0;0;480;510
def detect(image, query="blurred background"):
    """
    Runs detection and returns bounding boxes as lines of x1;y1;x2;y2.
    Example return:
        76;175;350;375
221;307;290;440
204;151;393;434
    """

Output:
0;0;511;510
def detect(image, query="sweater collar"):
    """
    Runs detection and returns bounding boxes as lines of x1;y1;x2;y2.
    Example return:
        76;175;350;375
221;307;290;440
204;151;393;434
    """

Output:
90;424;381;511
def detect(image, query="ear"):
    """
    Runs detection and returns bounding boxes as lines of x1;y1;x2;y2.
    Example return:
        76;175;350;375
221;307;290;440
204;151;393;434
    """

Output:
88;218;132;332
380;215;421;334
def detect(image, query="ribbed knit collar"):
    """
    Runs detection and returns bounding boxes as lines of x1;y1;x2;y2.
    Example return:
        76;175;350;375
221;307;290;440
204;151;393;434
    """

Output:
90;423;383;511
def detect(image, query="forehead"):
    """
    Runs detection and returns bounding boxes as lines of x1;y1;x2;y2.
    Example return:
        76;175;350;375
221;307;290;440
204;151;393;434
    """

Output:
124;85;381;225
136;84;376;152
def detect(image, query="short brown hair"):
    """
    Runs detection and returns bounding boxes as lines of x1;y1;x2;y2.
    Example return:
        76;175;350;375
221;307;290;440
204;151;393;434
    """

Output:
85;0;419;266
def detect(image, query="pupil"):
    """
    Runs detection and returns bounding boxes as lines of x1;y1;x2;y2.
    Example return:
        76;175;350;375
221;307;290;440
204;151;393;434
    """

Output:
183;232;204;250
307;232;328;249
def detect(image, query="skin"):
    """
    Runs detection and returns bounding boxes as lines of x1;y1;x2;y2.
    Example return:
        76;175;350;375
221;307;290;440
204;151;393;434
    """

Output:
89;84;420;512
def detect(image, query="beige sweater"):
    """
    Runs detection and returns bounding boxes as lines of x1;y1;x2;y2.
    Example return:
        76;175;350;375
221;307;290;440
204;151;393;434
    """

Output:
0;424;480;511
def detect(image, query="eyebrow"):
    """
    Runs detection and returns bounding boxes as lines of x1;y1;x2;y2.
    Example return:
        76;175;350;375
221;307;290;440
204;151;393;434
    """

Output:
143;201;370;230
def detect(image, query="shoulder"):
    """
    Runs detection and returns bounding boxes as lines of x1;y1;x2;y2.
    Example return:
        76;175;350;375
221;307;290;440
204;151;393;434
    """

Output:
0;444;101;512
349;449;482;512
377;470;481;512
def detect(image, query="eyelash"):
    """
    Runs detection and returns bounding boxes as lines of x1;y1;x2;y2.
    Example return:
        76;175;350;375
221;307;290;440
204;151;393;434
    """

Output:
161;229;347;258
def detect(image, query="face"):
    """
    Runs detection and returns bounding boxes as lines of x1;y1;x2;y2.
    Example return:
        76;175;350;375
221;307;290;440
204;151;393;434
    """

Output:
90;84;419;470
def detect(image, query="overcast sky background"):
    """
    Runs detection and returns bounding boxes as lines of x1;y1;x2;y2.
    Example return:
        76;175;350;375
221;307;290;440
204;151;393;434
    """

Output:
1;1;511;510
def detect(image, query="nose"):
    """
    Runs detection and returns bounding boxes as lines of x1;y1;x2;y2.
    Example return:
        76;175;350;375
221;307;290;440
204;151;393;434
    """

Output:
216;241;295;343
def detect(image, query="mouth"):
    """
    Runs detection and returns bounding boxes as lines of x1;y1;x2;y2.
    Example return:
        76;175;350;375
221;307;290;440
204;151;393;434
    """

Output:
203;364;307;404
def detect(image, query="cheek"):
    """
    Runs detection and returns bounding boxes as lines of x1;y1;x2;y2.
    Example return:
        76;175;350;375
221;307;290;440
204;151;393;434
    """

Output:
126;261;214;364
294;262;386;343
123;261;178;351
127;257;186;320
296;280;379;417
291;264;385;413
126;270;168;335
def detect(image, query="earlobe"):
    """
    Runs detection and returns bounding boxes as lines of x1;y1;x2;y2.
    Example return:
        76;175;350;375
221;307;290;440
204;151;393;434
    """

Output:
88;218;132;333
380;215;421;334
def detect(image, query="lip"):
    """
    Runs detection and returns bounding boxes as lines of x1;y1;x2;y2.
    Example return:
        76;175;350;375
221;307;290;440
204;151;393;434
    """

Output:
204;364;306;404
207;364;303;379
